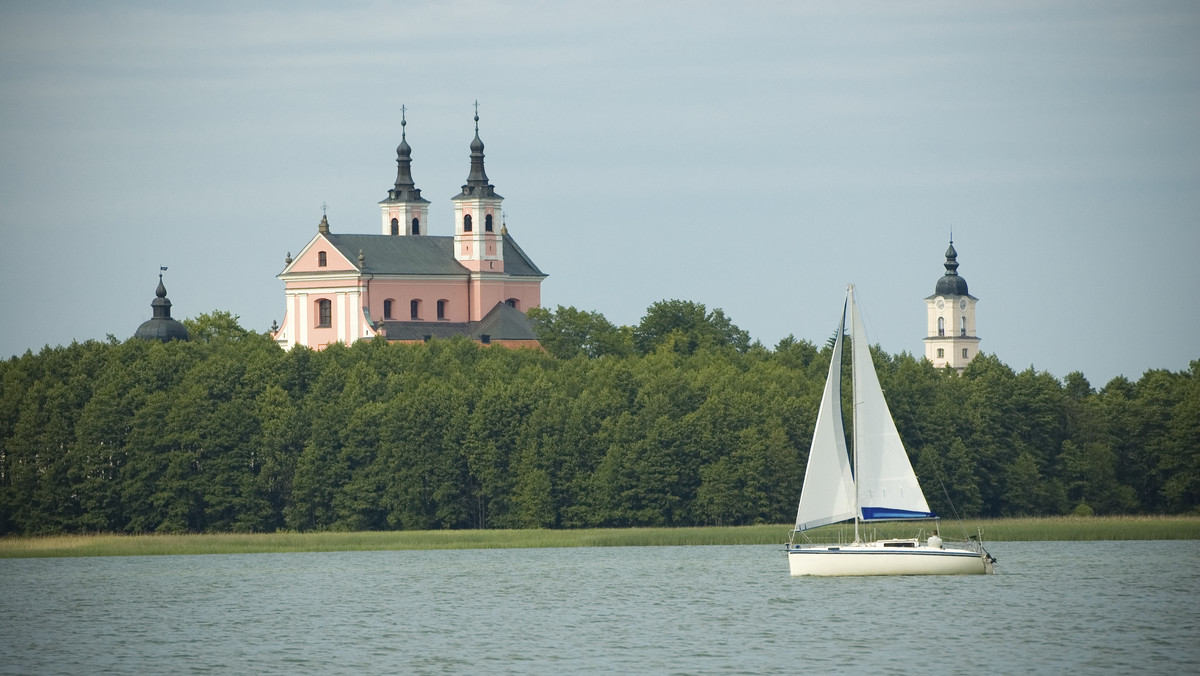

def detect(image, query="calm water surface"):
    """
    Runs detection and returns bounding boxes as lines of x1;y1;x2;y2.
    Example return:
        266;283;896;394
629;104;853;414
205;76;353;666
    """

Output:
2;541;1197;674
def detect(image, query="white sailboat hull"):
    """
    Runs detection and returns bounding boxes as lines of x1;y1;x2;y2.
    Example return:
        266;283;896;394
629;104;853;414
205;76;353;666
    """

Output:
787;542;991;576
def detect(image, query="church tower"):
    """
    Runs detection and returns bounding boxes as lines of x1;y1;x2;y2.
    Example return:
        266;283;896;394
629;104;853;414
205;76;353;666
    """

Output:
379;106;430;236
452;105;504;274
924;239;980;371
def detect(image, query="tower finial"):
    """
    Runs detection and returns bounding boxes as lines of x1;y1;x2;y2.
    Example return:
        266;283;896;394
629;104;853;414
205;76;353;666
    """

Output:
401;104;407;141
474;99;479;132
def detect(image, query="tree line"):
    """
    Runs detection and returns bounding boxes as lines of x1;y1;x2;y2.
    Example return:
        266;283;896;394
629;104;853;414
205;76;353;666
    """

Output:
1;302;1196;536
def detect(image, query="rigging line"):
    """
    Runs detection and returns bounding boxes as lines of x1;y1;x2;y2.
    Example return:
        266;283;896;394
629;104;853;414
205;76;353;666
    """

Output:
898;405;973;541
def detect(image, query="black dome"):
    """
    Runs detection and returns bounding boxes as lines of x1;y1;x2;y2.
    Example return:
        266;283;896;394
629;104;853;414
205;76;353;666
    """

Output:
134;316;191;342
134;275;190;343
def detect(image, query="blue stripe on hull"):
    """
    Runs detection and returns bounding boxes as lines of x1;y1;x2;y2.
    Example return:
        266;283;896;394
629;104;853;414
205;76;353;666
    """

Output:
788;548;980;558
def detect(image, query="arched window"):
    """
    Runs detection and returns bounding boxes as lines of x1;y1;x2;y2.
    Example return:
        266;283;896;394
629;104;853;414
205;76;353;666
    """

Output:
316;299;332;327
937;348;944;359
937;316;945;337
318;251;327;267
505;298;518;310
962;348;969;359
410;299;420;320
391;218;399;236
463;214;473;232
960;316;967;337
412;217;420;235
437;299;446;320
485;214;493;232
383;299;393;319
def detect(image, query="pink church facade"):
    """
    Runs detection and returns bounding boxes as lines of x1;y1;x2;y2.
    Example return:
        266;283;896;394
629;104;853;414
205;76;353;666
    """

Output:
272;112;546;350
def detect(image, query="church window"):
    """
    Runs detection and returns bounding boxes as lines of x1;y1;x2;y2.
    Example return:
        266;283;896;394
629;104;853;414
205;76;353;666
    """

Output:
318;251;327;267
962;348;969;359
391;218;399;236
464;214;473;232
410;299;420;320
412;217;420;235
505;298;518;310
437;300;446;320
485;214;493;232
937;317;945;337
383;299;393;319
960;316;967;336
937;348;944;359
316;299;332;327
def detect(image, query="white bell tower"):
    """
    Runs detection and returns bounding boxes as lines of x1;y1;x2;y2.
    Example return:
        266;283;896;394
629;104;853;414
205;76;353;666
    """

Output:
924;239;980;371
452;104;504;274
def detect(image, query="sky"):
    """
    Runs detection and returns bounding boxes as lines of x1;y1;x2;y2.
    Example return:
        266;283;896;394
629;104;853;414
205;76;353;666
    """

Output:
1;0;1197;387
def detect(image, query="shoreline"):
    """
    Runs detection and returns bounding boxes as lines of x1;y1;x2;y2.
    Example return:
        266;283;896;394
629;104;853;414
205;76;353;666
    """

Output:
2;515;1197;559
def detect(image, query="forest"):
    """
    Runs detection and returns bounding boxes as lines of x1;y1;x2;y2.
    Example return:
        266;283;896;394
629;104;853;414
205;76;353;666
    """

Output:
1;301;1197;536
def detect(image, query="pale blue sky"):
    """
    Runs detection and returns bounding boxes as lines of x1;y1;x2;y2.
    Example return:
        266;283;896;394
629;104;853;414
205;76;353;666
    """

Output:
2;1;1197;386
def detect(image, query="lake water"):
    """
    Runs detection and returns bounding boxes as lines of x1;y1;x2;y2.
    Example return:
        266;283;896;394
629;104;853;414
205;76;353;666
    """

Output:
2;541;1197;674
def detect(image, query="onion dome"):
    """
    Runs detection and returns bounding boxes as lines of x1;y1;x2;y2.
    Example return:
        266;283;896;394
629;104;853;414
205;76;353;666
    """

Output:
455;102;500;199
385;106;428;203
134;273;190;342
934;240;970;296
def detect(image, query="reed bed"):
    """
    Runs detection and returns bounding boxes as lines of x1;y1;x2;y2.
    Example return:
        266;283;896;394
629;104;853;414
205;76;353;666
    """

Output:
2;516;1196;559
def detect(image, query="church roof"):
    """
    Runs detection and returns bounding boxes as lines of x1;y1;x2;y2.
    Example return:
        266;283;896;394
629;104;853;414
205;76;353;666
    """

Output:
927;240;974;299
380;302;537;341
134;275;190;342
472;301;538;339
321;232;545;277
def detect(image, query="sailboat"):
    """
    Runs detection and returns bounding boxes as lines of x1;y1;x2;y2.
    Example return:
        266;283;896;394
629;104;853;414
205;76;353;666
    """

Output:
786;285;995;576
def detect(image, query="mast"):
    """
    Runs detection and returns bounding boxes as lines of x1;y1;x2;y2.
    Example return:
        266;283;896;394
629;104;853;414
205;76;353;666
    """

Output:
850;284;861;543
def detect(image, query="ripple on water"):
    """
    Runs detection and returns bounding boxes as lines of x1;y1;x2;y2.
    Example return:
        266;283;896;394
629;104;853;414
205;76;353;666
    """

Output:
1;541;1197;675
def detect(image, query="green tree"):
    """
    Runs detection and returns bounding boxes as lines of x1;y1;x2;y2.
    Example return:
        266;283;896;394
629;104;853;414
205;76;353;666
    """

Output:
527;305;633;359
633;300;751;355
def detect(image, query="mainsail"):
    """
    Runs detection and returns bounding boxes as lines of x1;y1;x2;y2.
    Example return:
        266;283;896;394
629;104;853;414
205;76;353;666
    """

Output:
849;287;934;522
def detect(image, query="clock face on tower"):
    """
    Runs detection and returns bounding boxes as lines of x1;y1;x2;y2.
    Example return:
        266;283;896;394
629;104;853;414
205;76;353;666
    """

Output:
960;300;967;310
936;299;945;310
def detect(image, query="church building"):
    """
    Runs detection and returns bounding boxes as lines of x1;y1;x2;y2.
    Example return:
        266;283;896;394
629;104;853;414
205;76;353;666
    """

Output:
271;110;547;350
924;239;980;371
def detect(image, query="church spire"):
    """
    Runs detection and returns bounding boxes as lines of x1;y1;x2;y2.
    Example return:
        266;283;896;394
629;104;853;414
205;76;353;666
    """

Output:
934;236;969;296
386;105;427;203
458;101;500;198
134;268;190;342
379;105;430;236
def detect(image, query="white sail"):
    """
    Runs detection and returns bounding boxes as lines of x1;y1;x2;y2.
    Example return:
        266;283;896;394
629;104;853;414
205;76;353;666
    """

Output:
794;299;857;531
848;287;934;521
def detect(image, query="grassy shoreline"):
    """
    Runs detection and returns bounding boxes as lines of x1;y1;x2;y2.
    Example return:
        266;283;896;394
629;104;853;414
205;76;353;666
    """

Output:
2;515;1197;559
